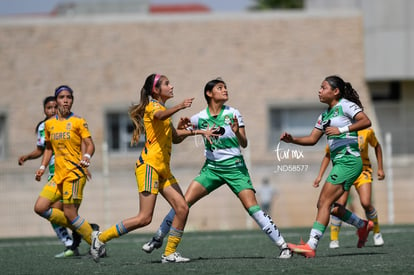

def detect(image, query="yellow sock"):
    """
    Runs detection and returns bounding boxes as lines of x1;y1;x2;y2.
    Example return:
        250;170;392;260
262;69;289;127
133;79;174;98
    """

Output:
366;208;380;234
330;215;342;241
164;227;183;256
99;222;128;243
47;208;71;228
71;216;93;245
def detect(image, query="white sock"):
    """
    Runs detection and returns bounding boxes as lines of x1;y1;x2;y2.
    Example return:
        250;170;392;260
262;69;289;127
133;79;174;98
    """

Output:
307;228;323;250
52;224;73;247
251;210;286;248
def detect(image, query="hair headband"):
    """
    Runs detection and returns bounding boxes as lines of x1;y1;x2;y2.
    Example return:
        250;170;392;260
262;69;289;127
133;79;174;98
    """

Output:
55;85;73;97
152;74;161;93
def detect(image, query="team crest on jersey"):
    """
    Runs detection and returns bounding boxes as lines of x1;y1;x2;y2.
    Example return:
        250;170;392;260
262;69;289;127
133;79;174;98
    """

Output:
224;115;231;125
153;180;159;189
66;122;72;130
333;107;339;117
83;122;89;129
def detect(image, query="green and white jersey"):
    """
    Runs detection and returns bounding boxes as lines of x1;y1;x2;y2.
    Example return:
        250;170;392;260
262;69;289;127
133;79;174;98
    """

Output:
37;121;55;178
191;105;244;164
314;98;361;155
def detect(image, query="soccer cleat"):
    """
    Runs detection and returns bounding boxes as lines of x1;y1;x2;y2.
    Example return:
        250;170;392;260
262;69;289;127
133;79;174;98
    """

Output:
71;230;82;250
279;248;293;259
357;220;374;248
54;248;80;258
90;223;100;231
329;240;340;249
161;252;190;263
142;237;163;253
90;231;105;262
287;242;316;258
373;233;384;246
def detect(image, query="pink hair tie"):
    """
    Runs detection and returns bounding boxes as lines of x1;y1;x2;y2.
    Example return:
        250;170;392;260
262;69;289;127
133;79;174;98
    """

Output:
152;74;161;92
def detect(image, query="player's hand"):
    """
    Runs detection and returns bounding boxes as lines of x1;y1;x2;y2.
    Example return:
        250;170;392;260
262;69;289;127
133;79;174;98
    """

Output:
313;177;321;188
18;156;26;166
280;132;293;143
202;124;220;144
325;126;341;136
177;117;192;130
230;114;239;134
35;169;45;182
180;98;194;110
80;154;90;168
377;169;385;180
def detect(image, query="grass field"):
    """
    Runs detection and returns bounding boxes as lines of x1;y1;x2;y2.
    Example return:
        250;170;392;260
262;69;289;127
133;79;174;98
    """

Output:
1;224;413;274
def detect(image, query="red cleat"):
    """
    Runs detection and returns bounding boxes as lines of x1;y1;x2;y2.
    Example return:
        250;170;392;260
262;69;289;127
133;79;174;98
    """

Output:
357;220;374;248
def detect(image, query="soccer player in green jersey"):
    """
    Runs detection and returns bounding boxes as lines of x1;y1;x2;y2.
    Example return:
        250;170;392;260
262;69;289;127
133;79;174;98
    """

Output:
280;75;373;258
142;78;292;259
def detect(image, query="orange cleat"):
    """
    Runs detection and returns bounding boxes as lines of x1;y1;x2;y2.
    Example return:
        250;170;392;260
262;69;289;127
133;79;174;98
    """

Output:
287;242;316;258
357;220;374;248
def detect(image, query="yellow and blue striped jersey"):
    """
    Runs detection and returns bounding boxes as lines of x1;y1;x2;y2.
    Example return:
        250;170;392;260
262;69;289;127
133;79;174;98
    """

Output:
45;113;91;183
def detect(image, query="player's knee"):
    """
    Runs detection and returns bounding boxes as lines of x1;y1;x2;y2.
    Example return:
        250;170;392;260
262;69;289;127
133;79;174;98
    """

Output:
174;202;189;218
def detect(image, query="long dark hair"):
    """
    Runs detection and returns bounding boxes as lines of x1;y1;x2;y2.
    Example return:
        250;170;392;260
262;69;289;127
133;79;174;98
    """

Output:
35;96;56;134
129;73;163;145
325;75;363;109
204;78;226;104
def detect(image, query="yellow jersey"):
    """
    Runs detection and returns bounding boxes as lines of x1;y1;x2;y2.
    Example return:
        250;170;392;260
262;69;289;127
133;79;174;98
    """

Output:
137;99;172;177
357;128;378;167
45;113;91;183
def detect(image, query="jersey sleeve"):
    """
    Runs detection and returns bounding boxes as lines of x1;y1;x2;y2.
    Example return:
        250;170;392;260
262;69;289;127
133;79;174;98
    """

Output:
342;99;362;119
190;114;198;130
36;122;46;148
79;118;92;139
367;128;379;148
314;114;323;130
234;108;245;127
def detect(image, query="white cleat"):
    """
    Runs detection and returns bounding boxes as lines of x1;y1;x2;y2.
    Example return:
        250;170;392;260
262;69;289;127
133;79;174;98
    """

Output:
373;233;384;246
161;252;190;263
329;240;340;249
279;247;293;259
90;231;105;262
142;237;163;253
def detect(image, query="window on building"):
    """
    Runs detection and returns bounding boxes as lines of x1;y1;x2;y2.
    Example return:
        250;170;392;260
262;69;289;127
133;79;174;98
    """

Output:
0;114;6;159
106;111;144;153
268;105;325;149
368;81;412;155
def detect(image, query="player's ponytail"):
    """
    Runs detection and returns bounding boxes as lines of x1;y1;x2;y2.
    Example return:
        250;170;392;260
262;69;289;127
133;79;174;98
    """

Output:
129;74;160;145
325;75;363;109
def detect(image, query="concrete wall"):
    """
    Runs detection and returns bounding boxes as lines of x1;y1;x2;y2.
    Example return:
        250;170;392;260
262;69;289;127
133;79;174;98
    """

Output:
1;11;410;238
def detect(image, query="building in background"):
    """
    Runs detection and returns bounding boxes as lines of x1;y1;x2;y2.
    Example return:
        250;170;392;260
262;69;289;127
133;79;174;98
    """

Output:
0;0;412;238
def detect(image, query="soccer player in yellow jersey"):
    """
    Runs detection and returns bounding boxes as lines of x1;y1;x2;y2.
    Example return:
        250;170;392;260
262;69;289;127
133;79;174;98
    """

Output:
34;85;96;248
90;74;217;263
314;128;385;248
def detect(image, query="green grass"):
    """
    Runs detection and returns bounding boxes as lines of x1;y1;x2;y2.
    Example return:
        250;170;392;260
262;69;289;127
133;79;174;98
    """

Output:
1;224;414;274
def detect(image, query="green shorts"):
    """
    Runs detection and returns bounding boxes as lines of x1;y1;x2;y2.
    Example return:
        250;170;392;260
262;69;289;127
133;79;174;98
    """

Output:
328;153;362;191
194;157;254;195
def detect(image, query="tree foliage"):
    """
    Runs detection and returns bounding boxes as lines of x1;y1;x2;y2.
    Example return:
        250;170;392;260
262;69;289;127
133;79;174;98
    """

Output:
249;0;304;10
